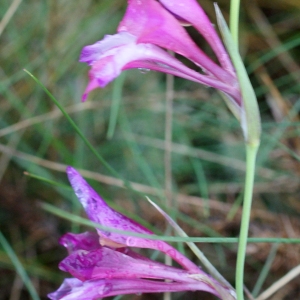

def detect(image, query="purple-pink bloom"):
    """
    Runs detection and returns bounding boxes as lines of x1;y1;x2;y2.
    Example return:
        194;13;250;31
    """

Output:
48;167;235;299
80;0;241;107
65;166;199;272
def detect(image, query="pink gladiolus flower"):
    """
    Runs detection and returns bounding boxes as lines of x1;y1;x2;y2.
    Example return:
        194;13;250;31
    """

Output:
80;0;241;109
48;167;236;299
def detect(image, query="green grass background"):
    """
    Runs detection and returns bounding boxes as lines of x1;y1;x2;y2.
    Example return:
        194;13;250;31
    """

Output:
0;0;300;299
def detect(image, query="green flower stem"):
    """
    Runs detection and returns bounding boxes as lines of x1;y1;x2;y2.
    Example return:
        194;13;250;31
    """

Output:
236;142;259;300
230;0;241;46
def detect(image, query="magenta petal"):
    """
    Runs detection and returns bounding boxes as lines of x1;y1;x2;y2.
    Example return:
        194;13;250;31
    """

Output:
80;32;240;103
47;278;83;300
118;0;232;84
159;0;234;74
79;32;136;100
66;167;200;272
124;60;241;101
50;167;235;299
59;232;100;254
80;33;200;98
80;32;135;65
80;33;216;88
66;166;152;243
87;55;121;88
81;77;99;101
59;247;203;283
49;278;219;300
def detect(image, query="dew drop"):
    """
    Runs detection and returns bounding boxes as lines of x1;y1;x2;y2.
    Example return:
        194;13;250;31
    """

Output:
118;25;127;32
167;248;176;259
138;68;150;74
157;241;164;251
98;283;112;296
127;237;137;246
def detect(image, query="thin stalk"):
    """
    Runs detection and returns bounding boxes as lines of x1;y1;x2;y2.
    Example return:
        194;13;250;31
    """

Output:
252;243;279;297
256;264;300;300
235;143;259;300
230;0;240;47
0;231;40;300
0;0;22;37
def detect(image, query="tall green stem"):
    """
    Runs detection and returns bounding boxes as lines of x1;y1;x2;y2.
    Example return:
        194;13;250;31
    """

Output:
230;0;240;47
235;142;259;300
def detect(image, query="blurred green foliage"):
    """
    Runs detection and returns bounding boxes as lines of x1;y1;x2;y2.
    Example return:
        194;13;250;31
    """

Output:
0;0;300;299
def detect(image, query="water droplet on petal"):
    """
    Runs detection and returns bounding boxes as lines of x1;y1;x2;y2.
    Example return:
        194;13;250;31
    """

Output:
126;237;137;246
118;25;127;32
98;283;112;296
157;241;164;251
167;248;176;259
138;68;150;74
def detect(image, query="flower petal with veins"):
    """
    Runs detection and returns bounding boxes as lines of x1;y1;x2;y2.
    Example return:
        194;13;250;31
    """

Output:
118;0;232;83
80;32;239;102
59;247;202;284
59;232;100;254
49;167;236;299
79;0;241;111
66;166;200;272
159;0;234;73
48;277;219;300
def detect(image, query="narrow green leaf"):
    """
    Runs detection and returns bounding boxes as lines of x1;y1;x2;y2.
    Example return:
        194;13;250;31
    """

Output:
252;243;279;297
23;69;128;184
24;171;71;190
146;197;234;292
0;231;40;300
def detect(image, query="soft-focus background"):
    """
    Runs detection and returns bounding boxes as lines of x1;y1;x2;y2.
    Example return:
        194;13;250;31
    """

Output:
0;0;300;299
